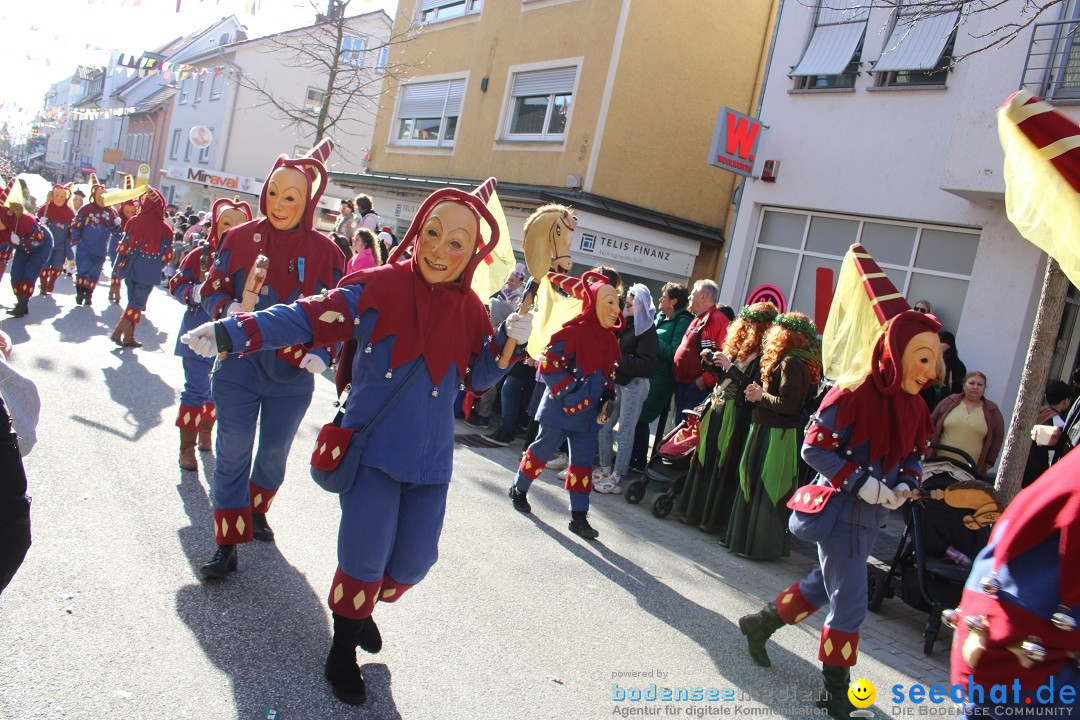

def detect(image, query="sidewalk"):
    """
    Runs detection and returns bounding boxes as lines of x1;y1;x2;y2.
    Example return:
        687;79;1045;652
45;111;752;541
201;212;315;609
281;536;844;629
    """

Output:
454;420;953;687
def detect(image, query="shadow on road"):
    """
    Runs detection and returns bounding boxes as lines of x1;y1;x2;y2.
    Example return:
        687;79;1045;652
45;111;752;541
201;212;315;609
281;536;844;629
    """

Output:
172;456;402;719
51;302;110;344
72;348;174;441
512;496;832;717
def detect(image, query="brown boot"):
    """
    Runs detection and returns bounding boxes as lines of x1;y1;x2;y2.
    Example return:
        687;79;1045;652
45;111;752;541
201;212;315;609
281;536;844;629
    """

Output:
179;429;198;471
198;418;214;452
121;318;142;348
110;318;129;346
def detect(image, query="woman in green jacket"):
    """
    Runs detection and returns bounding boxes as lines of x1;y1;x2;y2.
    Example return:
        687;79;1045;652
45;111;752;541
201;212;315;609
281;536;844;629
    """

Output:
631;282;694;468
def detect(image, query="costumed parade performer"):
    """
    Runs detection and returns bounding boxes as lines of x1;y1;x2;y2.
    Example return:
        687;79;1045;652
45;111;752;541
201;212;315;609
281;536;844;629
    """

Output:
0;177;55;318
108;175;141;305
36;183;75;296
193;139;345;570
677;301;777;534
725;310;821;560
169;196;252;471
109;188;173;348
946;449;1080;718
70;174;121;307
737;245;941;719
183;176;530;706
508;269;622;540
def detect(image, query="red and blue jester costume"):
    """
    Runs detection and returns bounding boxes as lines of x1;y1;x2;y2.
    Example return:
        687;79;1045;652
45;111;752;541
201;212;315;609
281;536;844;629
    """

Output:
36;183;76;295
182;179;529;706
169;196;252;471
509;270;623;540
0;176;55;319
196;143;344;557
109;188;173;348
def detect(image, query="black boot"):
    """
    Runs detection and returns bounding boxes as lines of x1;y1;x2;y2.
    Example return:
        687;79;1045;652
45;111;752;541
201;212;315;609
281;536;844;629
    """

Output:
818;664;856;719
737;602;785;667
74;287;84;305
569;510;599;539
509;486;531;514
199;544;237;579
326;614;367;705
7;297;27;318
252;512;275;542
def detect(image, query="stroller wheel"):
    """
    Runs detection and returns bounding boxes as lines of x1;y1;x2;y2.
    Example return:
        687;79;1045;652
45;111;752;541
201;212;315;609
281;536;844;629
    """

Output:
867;566;889;611
624;479;647;504
652;493;674;518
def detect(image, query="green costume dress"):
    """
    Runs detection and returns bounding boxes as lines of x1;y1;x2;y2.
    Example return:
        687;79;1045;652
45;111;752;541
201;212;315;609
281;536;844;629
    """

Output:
725;354;812;560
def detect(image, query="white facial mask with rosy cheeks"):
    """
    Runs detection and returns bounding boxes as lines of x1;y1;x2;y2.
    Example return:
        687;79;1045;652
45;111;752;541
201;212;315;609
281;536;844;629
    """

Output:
265;167;307;231
900;331;942;395
415;201;477;285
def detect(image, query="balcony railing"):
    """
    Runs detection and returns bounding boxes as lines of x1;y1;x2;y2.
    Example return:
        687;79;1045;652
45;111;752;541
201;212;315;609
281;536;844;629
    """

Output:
1021;18;1080;101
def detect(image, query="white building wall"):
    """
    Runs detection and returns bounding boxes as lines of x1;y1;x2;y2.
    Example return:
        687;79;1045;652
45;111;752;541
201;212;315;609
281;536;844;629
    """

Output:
721;0;1074;428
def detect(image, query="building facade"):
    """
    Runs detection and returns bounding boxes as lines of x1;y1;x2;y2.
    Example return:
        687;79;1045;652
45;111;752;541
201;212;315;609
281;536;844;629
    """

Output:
331;0;779;296
161;10;391;222
720;0;1080;423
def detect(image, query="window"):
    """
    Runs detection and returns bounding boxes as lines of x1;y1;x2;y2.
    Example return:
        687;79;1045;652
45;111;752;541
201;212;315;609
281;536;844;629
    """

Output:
417;0;482;24
377;45;389;70
505;66;576;141
746;208;979;334
393;78;465;147
790;0;870;90
169;129;182;159
184;130;193;161
1021;1;1080;101
198;128;213;164
341;35;366;66
178;78;190;104
194;77;205;103
305;87;325;115
872;2;957;87
210;72;224;100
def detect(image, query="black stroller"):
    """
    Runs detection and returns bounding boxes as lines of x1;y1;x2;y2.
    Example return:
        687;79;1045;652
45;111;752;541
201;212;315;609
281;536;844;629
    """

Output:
866;444;1001;654
623;403;708;518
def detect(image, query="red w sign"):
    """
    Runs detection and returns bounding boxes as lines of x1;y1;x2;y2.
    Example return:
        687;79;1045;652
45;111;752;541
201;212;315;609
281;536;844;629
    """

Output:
707;107;764;178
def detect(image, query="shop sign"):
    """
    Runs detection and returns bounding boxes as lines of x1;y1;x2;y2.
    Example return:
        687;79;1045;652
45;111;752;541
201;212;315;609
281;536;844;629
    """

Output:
576;228;695;276
708;107;763;178
162;163;259;194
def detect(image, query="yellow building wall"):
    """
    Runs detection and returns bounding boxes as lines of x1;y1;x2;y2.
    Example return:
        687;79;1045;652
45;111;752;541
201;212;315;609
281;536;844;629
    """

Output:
374;0;779;283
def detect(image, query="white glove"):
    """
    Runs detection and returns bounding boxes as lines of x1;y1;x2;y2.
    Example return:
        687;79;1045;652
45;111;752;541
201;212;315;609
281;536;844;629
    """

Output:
504;312;533;344
856;476;898;506
225;302;243;317
191;288;202;304
113;217;122;227
299;353;327;374
9;234;19;246
181;323;219;358
882;482;911;511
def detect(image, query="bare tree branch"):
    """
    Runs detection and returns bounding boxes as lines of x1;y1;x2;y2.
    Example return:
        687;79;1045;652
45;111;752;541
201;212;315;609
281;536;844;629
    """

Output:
223;0;424;163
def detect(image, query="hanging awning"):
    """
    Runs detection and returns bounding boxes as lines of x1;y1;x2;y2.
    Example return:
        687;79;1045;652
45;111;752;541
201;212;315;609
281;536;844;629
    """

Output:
791;21;868;76
873;11;959;72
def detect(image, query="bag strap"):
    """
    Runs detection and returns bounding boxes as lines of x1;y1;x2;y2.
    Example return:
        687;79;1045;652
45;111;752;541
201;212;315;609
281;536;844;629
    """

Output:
344;360;426;449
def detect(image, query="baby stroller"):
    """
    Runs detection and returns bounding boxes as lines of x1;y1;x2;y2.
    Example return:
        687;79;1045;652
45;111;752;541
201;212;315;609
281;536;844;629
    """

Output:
866;444;1002;655
624;402;709;518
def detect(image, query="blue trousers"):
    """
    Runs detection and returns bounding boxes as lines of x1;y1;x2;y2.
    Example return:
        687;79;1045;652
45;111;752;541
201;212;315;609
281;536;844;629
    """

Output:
180;356;213;408
339;466;449;584
124;278;154;312
598;377;650;476
798;515;881;633
11;241;53;288
515;421;596;512
673;382;708;420
209;356;313;511
75;248;106;284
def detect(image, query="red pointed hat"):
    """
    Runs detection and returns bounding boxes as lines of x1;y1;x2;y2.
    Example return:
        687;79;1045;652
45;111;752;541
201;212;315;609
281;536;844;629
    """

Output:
258;138;333;231
384;178;501;294
546;269;623;376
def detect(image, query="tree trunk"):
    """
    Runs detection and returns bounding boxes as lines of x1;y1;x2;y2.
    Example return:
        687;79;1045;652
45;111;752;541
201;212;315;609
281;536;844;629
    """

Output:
995;256;1069;504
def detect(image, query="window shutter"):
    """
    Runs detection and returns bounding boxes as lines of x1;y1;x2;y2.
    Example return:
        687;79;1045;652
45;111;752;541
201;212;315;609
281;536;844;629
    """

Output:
398;79;465;117
419;0;455;11
511;67;576;97
873;11;958;72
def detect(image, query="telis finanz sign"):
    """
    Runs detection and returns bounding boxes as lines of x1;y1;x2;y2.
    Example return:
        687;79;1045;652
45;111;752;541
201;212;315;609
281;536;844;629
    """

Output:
576;228;695;277
708;107;764;178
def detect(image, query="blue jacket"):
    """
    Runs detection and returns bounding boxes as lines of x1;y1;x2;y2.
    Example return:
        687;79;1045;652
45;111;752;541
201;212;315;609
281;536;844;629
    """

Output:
535;338;614;434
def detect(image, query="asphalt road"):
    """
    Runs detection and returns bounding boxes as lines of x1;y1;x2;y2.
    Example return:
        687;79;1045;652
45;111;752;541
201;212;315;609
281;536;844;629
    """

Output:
0;273;949;720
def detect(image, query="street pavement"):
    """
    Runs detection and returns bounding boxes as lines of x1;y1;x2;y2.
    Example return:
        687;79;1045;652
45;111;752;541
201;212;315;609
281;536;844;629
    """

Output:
0;272;954;720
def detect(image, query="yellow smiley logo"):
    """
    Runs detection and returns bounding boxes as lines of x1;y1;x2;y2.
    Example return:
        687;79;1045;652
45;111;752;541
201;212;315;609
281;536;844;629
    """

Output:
848;678;876;708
